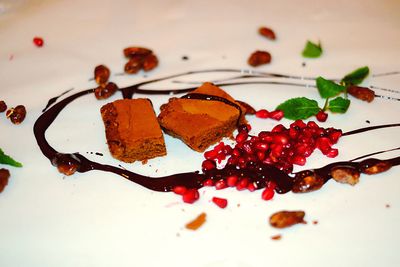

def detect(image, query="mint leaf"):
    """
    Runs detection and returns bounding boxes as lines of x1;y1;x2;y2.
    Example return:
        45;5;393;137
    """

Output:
0;148;23;167
302;40;323;58
276;97;320;120
328;97;351;113
341;66;369;86
316;76;346;99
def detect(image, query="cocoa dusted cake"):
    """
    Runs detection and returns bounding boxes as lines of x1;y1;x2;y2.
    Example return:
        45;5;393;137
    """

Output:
158;82;246;152
100;98;166;162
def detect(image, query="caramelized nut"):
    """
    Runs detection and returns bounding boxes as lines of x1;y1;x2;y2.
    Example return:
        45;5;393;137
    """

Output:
347;86;375;102
94;65;110;86
6;105;26;124
142;54;159;71
331;165;360;185
124;57;143;74
94;82;119;100
292;170;324;193
269;210;306;228
258;27;276;40
0;100;7;112
123;47;152;58
248;50;271;67
360;159;392;175
51;153;81;176
0;168;10;193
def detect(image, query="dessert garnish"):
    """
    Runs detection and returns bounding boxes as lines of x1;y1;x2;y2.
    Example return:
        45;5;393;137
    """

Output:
0;148;22;167
0;168;10;193
258;26;276;40
212;197;228;209
33;37;44;47
185;212;207;230
248;50;272;67
5;105;26;124
123;47;158;74
0;100;7;113
269;210;306;228
302;40;322;58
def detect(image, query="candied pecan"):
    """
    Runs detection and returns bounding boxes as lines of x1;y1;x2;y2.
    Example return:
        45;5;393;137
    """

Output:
94;65;110;86
331;165;360;186
360;159;392;175
6;105;26;124
124;57;143;74
94;82;118;100
269;210;306;229
292;170;324;193
51;153;81;176
123;47;152;58
142;54;159;71
0;168;10;193
0;100;7;112
248;50;271;67
347;85;375;102
258;27;276;40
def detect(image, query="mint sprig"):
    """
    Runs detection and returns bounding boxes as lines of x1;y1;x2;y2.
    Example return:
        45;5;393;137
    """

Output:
276;97;320;120
327;97;350;113
0;148;23;167
316;77;346;98
341;66;369;86
302;40;323;58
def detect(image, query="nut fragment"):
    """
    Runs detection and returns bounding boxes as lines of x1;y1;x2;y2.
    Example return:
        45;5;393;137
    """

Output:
0;100;7;112
258;27;276;40
142;54;159;71
94;82;118;100
6;105;26;124
248;50;271;67
331;165;360;186
360;159;392;175
292;170;324;193
0;168;10;193
51;153;81;176
94;65;110;86
124;57;144;74
185;212;207;230
347;85;375;102
123;47;159;74
269;210;306;228
123;47;152;58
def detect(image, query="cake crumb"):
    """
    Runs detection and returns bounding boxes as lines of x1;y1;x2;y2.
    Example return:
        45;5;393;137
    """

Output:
185;212;207;230
271;234;282;240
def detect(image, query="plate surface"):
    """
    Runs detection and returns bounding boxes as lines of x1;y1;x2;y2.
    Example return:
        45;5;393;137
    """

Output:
0;1;399;266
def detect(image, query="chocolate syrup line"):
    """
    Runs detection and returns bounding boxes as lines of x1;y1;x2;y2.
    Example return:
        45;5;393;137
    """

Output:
342;123;400;136
42;88;73;112
350;147;400;162
372;71;400;77
34;70;400;195
370;85;400;94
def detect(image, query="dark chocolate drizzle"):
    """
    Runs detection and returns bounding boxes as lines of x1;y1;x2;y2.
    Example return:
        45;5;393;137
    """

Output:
33;69;400;194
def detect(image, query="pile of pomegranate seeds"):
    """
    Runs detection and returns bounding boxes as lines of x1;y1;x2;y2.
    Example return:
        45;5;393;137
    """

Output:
255;109;284;120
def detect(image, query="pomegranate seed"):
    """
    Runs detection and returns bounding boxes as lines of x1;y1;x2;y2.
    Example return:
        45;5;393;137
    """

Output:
316;137;332;154
316;110;328;122
238;124;251;133
203;178;214;186
256;150;266;161
33;37;44;47
292;155;306;166
271;124;286;133
232;148;241;157
212;197;228;209
227;156;238;165
247;183;257;192
273;134;289;145
182;189;200;204
215;179;227;190
255;109;270;118
202;159;216;171
326;148;339;158
236;131;248;143
214;142;225;153
222;145;233;155
269;110;284;120
204;149;218;160
307;121;319;129
236;178;249;191
173;186;187;195
243;141;253;154
226;175;239;187
261;188;275;200
328;130;342;144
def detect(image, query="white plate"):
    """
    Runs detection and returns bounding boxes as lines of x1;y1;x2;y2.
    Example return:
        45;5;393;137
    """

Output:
1;1;399;266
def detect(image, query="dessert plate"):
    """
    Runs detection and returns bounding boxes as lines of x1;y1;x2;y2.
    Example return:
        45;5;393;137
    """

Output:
0;1;399;267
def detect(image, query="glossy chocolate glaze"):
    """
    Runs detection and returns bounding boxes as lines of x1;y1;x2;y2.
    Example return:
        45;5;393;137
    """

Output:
33;69;400;194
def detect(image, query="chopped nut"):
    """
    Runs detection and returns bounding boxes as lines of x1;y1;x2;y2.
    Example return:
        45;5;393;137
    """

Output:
258;27;276;40
51;153;81;176
94;65;110;86
360;159;392;175
94;82;118;100
123;47;152;58
0;168;10;193
269;210;306;229
6;105;26;124
124;57;143;74
292;170;324;193
0;100;7;112
331;165;360;185
347;86;375;102
271;234;282;240
142;53;159;71
185;212;207;230
248;50;271;67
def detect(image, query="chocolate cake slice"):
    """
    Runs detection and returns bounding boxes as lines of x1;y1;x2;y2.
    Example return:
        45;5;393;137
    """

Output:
158;82;245;152
101;98;166;163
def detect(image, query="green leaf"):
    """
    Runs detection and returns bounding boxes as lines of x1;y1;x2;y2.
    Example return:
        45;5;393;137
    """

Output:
276;97;320;120
328;97;351;113
341;66;370;86
316;76;346;99
302;40;323;58
0;148;23;167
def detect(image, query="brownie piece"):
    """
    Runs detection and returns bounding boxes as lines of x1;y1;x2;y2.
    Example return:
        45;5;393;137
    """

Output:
100;98;166;163
158;82;245;152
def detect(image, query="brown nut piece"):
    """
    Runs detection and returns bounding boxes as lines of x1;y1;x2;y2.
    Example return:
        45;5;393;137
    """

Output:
51;153;80;176
331;165;360;186
123;47;152;58
94;65;110;86
258;27;276;40
347;85;375;102
6;105;26;124
269;210;306;229
0;100;7;112
248;50;271;67
0;168;10;193
124;57;143;74
292;170;324;193
142;53;159;72
94;82;118;100
360;159;392;175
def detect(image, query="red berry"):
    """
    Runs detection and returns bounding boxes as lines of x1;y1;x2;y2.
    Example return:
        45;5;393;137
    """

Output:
33;37;44;47
182;189;200;204
212;197;228;208
255;109;270;118
316;110;328;122
261;188;275;200
173;186;187;195
269;110;284;120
